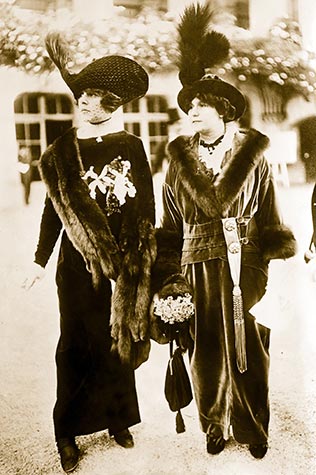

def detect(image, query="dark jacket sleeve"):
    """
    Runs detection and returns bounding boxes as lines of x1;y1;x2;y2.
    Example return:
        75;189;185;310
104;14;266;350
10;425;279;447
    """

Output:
152;162;191;296
129;135;155;226
34;195;62;267
256;158;297;261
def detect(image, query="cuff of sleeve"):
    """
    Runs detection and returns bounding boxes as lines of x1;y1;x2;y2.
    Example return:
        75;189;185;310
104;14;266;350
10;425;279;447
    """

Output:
34;254;47;268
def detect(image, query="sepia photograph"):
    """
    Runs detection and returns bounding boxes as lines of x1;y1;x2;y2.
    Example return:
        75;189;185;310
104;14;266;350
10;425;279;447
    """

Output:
0;0;316;473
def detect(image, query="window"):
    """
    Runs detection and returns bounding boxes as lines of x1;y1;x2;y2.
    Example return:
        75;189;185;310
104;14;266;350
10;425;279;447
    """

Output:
113;0;167;15
209;0;249;29
14;92;73;179
15;0;72;12
123;95;169;166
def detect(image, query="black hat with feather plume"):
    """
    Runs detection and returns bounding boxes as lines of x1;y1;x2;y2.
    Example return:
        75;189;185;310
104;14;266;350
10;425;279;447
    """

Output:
45;32;149;103
176;3;245;120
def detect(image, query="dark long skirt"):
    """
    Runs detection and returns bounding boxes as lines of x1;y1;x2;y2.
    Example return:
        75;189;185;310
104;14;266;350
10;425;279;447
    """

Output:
184;257;270;445
53;235;140;440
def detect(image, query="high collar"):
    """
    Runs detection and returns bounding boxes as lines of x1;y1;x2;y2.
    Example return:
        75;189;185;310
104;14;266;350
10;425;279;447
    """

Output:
168;128;270;218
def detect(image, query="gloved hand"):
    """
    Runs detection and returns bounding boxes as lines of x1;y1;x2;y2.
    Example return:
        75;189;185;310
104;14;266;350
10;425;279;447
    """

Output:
22;262;45;290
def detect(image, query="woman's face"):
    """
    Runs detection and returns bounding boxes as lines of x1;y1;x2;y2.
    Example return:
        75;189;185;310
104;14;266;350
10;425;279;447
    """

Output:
78;91;112;124
188;97;223;136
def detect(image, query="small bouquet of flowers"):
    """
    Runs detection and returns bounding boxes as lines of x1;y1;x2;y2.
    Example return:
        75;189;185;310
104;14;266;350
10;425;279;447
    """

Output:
153;293;194;325
152;290;195;350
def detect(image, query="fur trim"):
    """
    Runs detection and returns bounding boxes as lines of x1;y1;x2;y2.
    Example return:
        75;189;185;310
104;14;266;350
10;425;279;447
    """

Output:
110;219;157;368
168;129;269;218
260;224;297;261
216;129;270;214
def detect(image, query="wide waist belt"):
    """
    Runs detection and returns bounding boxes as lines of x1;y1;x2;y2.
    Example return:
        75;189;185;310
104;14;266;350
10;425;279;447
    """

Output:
181;217;254;265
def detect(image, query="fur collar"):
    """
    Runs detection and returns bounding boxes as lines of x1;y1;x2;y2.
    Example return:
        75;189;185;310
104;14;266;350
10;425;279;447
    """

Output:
168;128;270;218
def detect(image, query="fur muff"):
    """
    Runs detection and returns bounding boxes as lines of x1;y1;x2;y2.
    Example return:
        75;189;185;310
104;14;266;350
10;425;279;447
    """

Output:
260;224;297;261
39;128;157;368
152;229;183;291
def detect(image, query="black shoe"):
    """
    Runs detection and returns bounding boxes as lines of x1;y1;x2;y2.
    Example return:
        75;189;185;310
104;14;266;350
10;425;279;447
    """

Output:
206;434;226;455
249;443;268;459
57;438;80;473
113;429;134;448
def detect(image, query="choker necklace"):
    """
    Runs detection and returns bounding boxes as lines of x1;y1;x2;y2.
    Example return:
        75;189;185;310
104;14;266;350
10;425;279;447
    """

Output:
88;118;111;142
200;135;224;154
89;119;110;126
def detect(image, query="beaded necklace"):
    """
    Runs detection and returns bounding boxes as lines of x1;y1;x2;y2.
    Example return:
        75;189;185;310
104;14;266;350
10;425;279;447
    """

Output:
199;134;224;154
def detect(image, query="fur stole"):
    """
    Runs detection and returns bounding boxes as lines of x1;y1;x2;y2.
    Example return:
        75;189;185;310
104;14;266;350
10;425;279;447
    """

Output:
39;128;157;368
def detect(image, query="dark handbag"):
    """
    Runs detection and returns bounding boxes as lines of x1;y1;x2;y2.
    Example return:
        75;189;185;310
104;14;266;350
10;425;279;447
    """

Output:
164;340;193;433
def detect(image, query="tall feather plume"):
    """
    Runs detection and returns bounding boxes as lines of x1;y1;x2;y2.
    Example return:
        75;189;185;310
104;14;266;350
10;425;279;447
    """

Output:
177;3;230;86
45;32;72;80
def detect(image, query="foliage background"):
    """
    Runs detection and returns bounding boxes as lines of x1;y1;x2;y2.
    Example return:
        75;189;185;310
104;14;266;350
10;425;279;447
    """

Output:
0;0;315;104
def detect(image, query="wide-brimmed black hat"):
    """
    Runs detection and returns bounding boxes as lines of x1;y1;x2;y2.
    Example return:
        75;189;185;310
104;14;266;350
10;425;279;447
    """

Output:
45;33;148;103
176;3;245;122
177;73;246;119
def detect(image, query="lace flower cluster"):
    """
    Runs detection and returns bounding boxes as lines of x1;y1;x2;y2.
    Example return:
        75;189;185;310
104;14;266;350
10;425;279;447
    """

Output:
82;156;136;215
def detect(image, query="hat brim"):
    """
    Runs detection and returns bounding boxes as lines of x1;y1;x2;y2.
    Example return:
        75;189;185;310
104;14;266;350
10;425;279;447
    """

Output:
177;78;245;120
67;55;149;104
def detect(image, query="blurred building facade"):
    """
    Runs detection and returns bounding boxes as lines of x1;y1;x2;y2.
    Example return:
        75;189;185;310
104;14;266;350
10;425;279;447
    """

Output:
1;0;316;196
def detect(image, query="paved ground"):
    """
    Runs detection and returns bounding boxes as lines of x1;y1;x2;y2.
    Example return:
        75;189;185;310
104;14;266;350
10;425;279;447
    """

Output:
0;179;315;475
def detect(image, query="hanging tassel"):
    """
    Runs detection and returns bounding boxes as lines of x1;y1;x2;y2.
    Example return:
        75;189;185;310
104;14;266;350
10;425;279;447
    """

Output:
233;285;247;373
176;410;186;433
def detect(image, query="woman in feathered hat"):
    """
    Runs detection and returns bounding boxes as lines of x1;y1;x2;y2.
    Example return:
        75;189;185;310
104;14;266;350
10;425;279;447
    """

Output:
23;33;156;472
154;3;297;459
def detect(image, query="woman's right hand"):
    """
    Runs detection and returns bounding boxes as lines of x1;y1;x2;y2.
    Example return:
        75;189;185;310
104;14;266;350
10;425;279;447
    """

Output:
22;262;45;290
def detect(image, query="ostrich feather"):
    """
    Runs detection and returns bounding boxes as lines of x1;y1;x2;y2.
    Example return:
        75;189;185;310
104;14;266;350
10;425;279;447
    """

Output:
199;30;230;70
45;32;71;75
177;3;230;86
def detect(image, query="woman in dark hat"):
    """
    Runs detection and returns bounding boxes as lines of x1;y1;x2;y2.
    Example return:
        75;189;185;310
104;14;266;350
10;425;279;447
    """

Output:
155;3;297;459
23;33;156;472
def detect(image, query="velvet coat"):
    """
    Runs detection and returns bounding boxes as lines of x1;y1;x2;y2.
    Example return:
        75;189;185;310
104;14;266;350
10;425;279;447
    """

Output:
156;128;297;444
34;128;156;438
